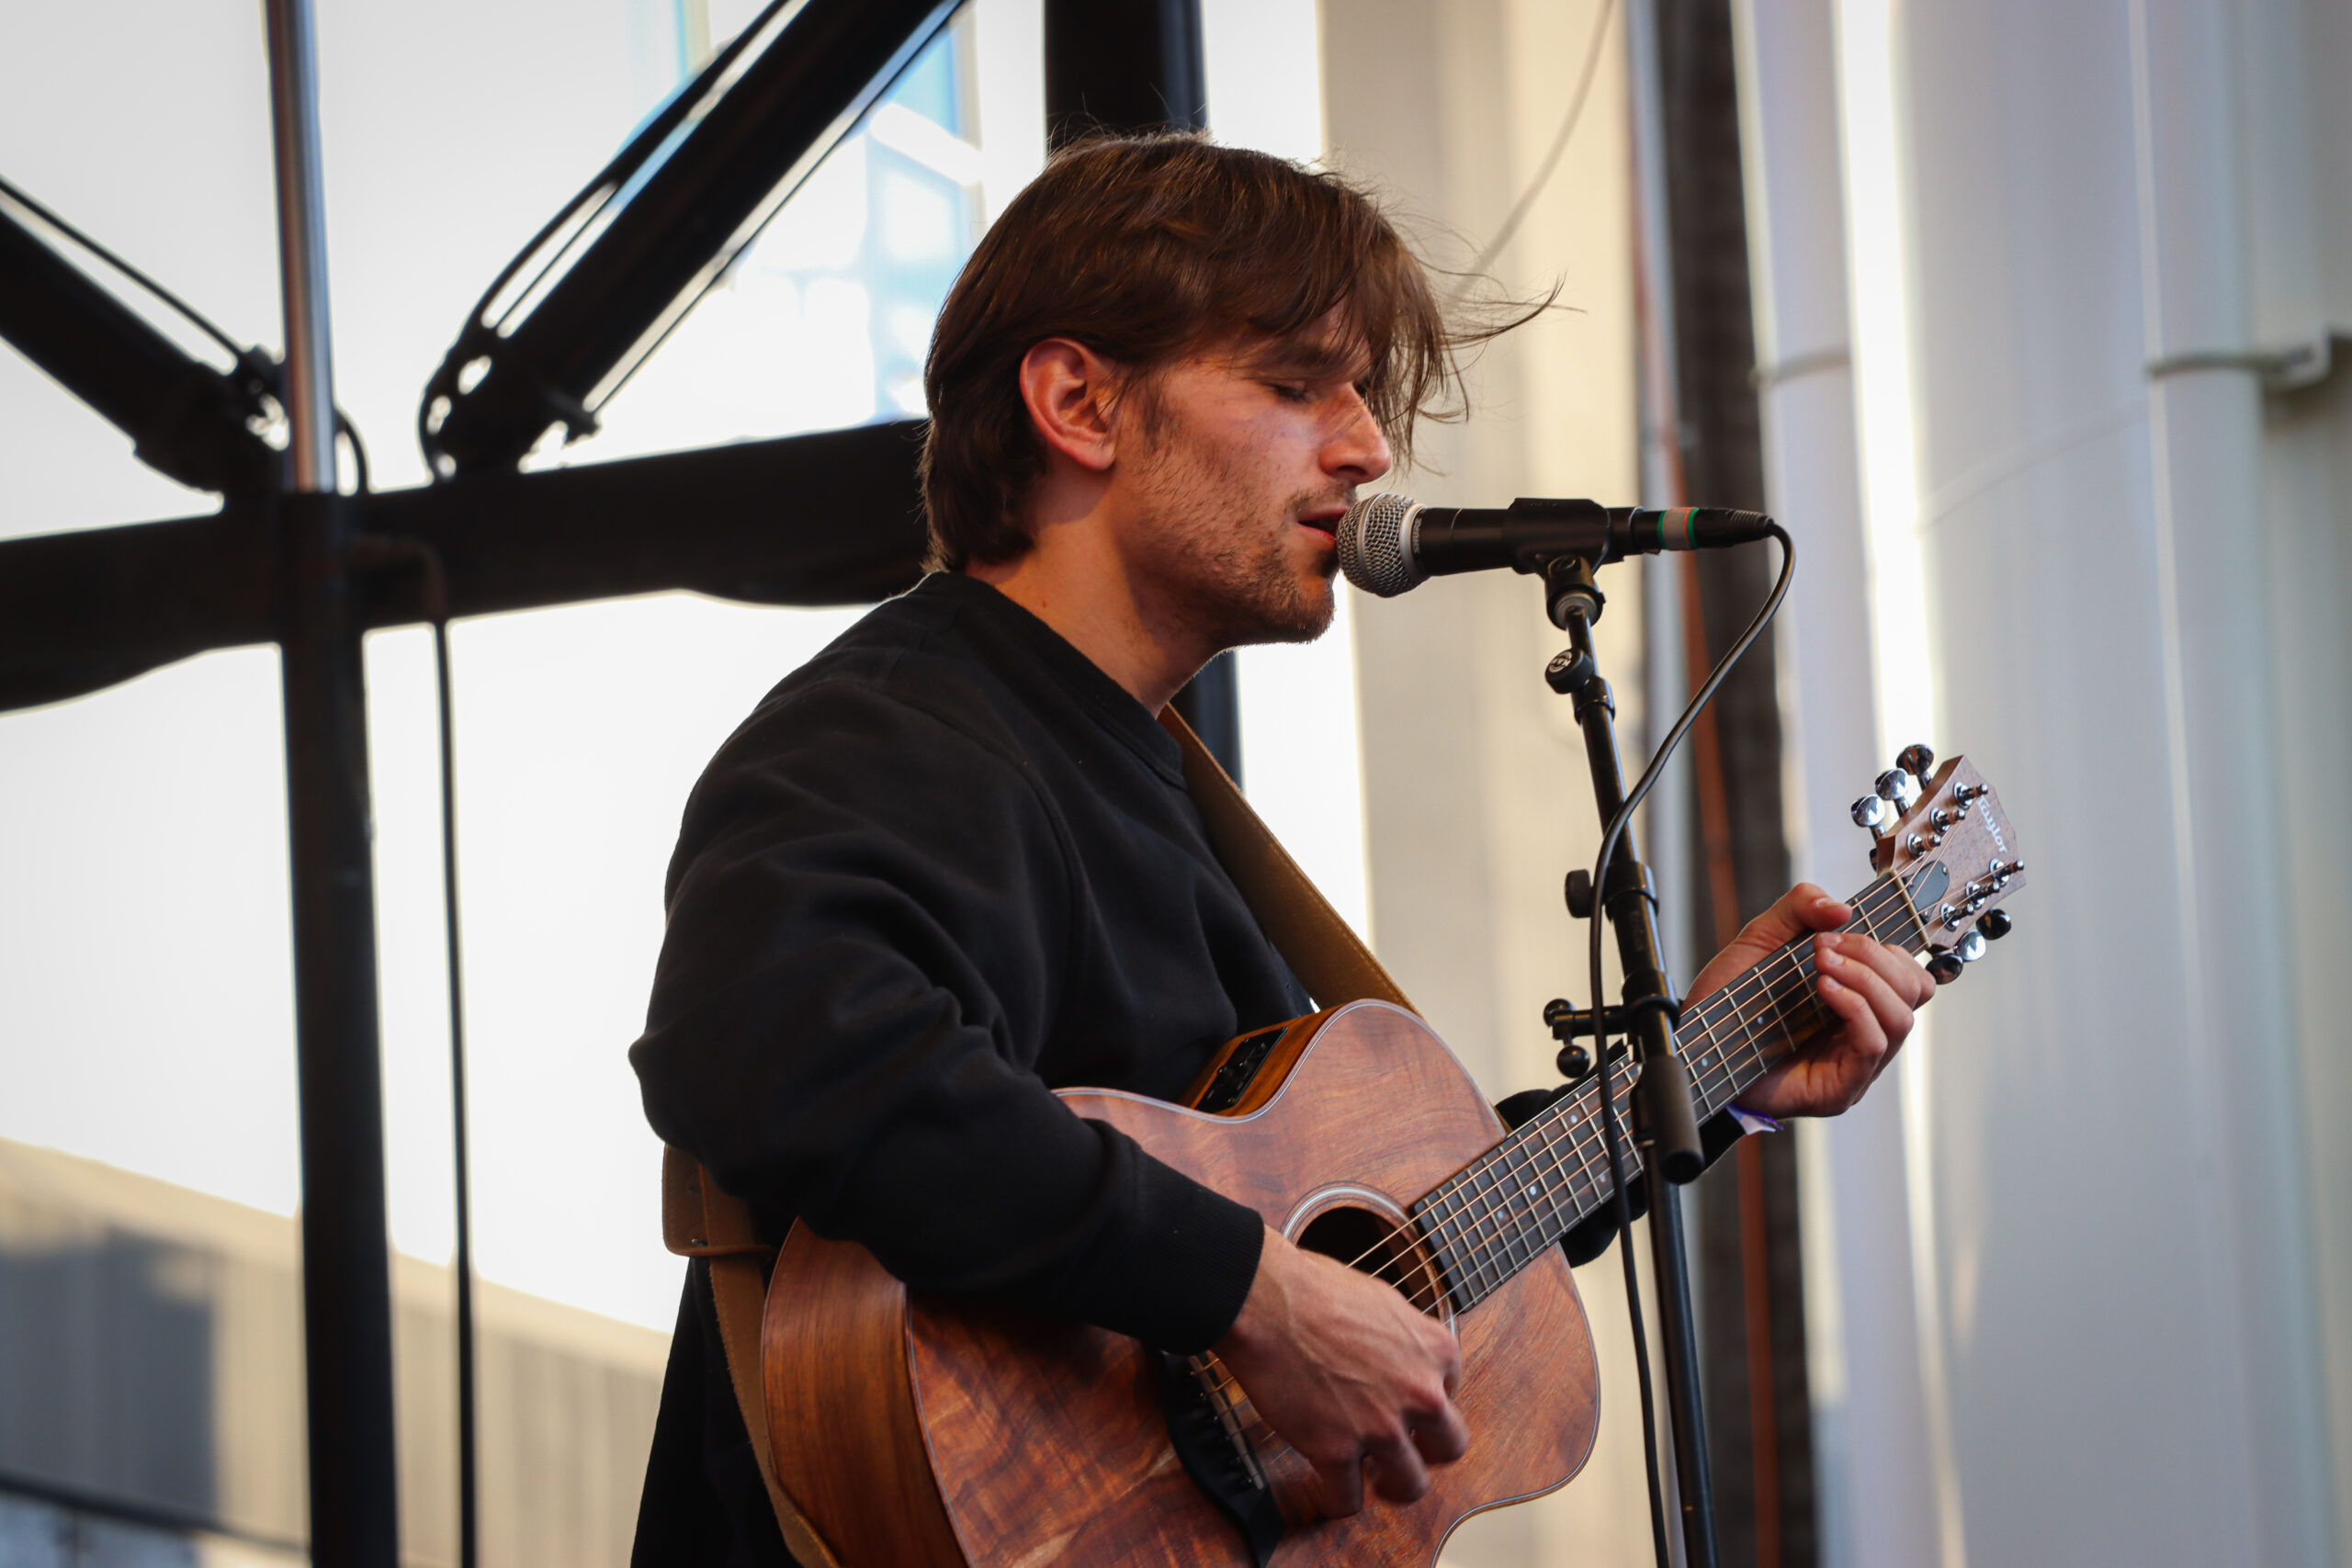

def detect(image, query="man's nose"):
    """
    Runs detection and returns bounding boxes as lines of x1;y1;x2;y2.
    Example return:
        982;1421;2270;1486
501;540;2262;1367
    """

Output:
1327;392;1392;483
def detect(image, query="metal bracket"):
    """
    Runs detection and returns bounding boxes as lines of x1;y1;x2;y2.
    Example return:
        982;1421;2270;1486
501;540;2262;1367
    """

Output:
2146;328;2347;395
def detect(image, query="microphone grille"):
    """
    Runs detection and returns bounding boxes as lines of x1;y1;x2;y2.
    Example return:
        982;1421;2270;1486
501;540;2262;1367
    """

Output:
1337;492;1427;597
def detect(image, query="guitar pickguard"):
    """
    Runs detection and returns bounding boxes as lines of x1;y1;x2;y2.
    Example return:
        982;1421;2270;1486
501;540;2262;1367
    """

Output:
1153;1350;1285;1566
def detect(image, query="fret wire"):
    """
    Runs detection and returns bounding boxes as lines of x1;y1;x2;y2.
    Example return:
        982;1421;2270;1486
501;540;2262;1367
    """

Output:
1457;1162;1517;1293
1687;949;1837;1114
1492;1147;1540;1276
1504;1138;1549;1269
1683;902;1918;1109
1422;1192;1484;1307
1409;870;1933;1302
1453;1088;1634;1311
1463;1160;1510;1294
1521;1106;1593;1228
1490;1138;1536;1276
1535;1106;1602;1217
1676;874;1917;1100
1435;1185;1500;1303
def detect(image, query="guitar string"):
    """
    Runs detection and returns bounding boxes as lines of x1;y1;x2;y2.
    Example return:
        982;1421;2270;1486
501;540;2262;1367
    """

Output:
1354;890;1906;1314
1427;963;1826;1307
1442;876;1919;1299
1302;875;1926;1317
1183;889;1924;1458
1403;874;1924;1304
1428;870;1934;1305
1192;870;1950;1462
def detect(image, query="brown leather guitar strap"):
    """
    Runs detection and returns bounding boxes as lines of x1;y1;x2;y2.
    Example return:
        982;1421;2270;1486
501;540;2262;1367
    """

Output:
659;705;1407;1566
1156;706;1417;1013
660;1147;842;1568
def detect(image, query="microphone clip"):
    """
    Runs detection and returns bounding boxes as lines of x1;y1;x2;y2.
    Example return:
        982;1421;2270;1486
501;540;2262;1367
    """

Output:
1542;553;1606;630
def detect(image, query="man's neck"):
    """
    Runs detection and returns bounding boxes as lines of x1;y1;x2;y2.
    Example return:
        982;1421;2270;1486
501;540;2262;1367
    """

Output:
965;525;1210;716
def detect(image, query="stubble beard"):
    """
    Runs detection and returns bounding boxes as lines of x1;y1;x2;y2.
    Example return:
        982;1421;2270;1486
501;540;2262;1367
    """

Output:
1127;432;1338;655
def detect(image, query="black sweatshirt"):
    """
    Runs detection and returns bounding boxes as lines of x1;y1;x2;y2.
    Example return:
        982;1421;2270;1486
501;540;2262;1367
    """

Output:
627;572;1734;1566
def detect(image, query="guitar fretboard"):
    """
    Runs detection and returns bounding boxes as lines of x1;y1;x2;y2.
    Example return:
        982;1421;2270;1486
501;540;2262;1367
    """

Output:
1408;868;1933;1313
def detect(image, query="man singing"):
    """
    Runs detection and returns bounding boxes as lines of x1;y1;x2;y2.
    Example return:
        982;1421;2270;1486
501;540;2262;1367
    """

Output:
628;134;1932;1565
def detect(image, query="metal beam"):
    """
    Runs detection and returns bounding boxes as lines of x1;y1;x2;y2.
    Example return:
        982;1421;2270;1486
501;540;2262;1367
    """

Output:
0;420;927;715
0;197;280;495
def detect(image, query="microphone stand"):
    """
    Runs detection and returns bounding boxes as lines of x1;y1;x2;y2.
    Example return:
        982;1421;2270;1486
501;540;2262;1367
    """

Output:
1540;552;1719;1568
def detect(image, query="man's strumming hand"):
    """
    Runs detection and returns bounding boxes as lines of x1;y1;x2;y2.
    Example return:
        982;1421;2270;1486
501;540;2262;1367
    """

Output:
1689;882;1936;1120
1213;1224;1468;1517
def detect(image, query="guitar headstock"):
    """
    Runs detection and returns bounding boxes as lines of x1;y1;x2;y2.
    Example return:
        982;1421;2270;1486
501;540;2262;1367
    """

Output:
1851;745;2024;981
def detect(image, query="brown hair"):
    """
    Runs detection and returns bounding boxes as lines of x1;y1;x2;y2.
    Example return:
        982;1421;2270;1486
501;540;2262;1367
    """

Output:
921;134;1484;571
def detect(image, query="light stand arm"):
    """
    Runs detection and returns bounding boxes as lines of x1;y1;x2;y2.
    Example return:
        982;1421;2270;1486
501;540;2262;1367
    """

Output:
0;197;280;494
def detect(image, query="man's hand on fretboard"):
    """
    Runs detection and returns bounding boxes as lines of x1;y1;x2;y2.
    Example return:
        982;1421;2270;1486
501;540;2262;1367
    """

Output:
1686;884;1936;1120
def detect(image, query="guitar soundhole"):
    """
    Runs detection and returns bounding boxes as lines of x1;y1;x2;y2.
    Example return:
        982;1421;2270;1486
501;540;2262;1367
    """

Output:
1295;1204;1448;1321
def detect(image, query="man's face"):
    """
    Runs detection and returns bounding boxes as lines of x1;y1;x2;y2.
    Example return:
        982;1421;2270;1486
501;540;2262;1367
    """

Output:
1107;321;1394;651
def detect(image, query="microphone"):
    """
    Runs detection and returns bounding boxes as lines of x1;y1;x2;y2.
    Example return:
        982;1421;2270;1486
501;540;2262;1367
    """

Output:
1337;493;1775;597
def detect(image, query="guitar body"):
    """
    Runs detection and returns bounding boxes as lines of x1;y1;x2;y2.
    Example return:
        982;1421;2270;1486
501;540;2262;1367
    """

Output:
762;1000;1601;1567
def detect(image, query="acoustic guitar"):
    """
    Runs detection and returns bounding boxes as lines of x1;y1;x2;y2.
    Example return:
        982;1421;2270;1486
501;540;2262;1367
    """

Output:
760;756;2024;1566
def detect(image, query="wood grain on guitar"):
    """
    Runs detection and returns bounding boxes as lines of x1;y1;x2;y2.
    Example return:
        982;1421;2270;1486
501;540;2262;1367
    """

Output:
760;761;2024;1565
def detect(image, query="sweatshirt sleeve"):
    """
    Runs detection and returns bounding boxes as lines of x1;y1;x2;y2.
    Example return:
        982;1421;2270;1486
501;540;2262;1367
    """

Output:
629;678;1263;1353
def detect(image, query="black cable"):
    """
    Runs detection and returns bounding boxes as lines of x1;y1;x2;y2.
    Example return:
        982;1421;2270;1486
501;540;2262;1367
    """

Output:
348;490;474;1568
1584;525;1795;1568
1591;1015;1673;1568
1464;0;1619;281
432;610;480;1568
0;171;251;362
393;540;481;1568
2;169;374;491
416;0;792;479
337;411;371;496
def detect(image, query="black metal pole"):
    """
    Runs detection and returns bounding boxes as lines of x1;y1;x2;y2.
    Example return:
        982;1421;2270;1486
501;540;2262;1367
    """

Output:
278;490;401;1568
1040;0;1243;783
1552;578;1719;1568
1043;0;1207;141
264;1;401;1563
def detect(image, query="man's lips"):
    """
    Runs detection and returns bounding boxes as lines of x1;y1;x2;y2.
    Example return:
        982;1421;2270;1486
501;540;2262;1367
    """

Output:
1296;510;1344;539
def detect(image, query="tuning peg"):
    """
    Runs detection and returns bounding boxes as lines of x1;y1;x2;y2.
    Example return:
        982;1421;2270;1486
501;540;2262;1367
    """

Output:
1979;908;2012;940
1851;795;1896;833
1874;768;1920;811
1955;929;1987;963
1927;950;1964;984
1896;743;1936;779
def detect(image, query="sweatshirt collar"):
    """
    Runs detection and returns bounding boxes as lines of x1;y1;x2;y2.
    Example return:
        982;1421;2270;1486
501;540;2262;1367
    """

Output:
913;572;1188;782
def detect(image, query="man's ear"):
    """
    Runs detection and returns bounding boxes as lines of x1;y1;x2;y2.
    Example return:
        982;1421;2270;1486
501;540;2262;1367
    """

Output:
1018;338;1122;474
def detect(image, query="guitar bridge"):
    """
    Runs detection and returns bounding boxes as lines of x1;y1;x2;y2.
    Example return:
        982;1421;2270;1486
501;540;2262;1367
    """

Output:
1152;1349;1285;1566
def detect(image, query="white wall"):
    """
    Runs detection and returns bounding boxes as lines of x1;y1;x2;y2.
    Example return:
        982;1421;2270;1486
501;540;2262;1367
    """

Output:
1734;0;2352;1562
1730;5;1951;1565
